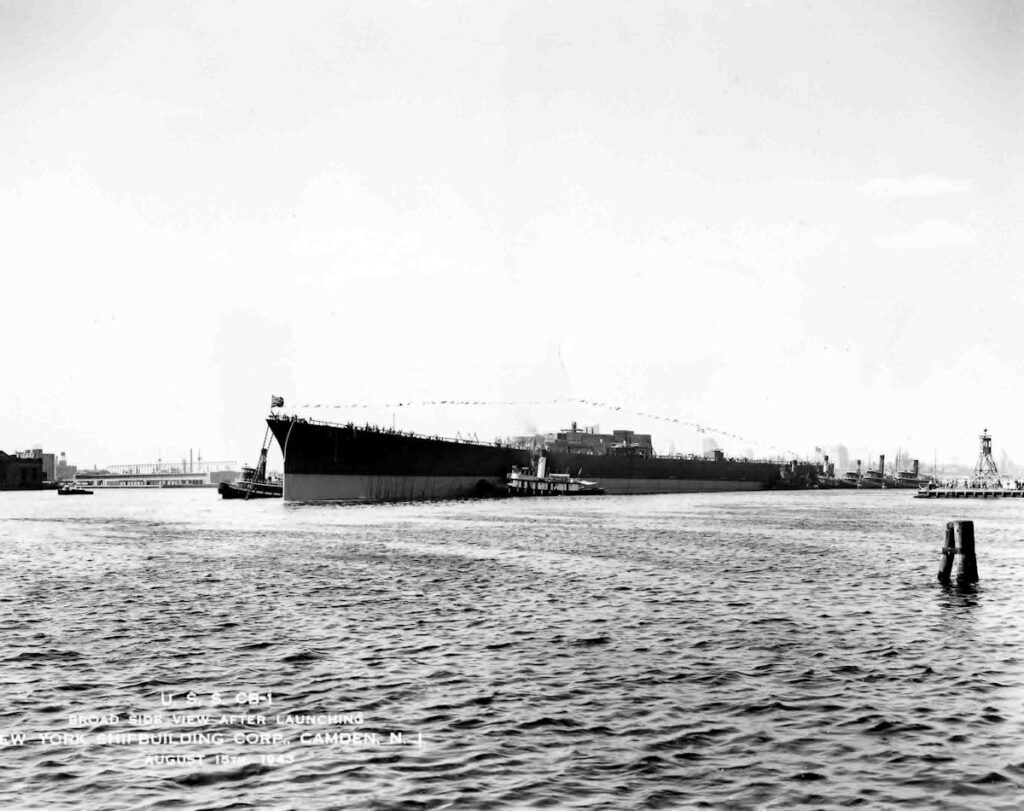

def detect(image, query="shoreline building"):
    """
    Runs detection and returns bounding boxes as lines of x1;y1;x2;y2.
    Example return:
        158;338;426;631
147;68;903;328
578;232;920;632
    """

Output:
0;450;45;489
15;448;55;482
74;459;239;489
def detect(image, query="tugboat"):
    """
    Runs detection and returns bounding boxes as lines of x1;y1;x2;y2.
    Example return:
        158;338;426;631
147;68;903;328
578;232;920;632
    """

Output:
858;454;886;488
506;452;605;496
841;460;863;487
816;455;857;489
890;455;930;489
218;428;283;500
57;483;93;495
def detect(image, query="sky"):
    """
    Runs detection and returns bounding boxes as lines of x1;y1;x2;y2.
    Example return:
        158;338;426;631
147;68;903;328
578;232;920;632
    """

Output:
2;0;1022;472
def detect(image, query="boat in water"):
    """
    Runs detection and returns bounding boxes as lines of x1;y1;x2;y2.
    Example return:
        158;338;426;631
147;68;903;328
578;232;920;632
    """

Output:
218;471;283;500
890;457;930;489
506;453;605;496
813;455;857;489
57;484;93;495
839;459;863;488
219;428;282;500
858;455;886;489
267;411;796;503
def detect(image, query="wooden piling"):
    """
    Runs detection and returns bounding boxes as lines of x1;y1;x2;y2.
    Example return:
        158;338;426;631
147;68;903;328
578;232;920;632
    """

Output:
938;520;978;585
954;520;979;584
937;521;955;584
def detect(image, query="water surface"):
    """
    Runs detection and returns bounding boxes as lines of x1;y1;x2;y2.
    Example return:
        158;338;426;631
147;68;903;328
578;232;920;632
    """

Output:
2;489;1024;808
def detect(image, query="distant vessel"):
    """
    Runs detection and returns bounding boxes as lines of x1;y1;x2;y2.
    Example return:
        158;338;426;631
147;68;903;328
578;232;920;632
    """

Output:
858;455;886;489
837;454;928;490
815;454;857;489
841;459;863;487
57;484;92;496
506;453;605;496
219;429;282;500
268;411;791;502
890;456;930;489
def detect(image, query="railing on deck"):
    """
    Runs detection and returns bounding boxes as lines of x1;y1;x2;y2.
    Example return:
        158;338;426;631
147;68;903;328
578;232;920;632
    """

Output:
272;414;792;465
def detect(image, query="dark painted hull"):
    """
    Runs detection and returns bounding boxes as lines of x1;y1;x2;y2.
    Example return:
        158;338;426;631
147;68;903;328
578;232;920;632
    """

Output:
507;487;606;497
218;481;283;499
268;417;783;503
890;478;930;489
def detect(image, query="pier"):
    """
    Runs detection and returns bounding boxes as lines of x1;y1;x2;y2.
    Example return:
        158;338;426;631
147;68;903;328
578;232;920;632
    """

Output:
916;486;1024;499
915;429;1024;498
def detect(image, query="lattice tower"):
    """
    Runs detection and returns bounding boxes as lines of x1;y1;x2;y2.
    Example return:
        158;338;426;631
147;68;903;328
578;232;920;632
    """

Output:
973;428;1000;483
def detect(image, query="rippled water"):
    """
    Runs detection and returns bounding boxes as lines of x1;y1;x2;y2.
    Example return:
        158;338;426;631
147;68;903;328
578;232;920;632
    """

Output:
3;489;1024;809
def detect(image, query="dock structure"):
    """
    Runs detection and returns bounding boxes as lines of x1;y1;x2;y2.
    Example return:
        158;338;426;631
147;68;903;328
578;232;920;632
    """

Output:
915;428;1024;498
916;486;1024;499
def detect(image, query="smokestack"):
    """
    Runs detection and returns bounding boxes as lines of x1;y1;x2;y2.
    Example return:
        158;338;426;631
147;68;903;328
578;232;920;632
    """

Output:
856;459;862;475
879;454;885;474
913;459;919;476
537;451;547;479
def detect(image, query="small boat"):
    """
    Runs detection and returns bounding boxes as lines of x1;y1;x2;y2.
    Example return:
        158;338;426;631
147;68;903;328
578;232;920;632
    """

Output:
858;454;886;488
815;454;857;489
891;468;931;489
218;475;283;499
506;453;605;496
219;428;282;500
888;451;930;489
57;484;93;495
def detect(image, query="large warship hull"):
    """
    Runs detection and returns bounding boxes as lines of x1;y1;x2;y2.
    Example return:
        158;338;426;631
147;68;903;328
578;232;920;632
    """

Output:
268;417;782;502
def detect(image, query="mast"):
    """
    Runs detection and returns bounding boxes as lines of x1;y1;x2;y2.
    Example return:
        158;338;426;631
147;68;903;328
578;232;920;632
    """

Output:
246;426;273;499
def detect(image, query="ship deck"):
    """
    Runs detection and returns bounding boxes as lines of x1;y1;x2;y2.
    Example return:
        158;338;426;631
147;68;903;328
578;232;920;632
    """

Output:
269;415;791;465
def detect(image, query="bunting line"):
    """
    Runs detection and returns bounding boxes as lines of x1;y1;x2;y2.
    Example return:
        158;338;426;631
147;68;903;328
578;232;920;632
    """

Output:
292;397;801;458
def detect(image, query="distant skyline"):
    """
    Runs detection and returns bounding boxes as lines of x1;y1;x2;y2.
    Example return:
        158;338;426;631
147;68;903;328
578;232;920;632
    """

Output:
3;1;1021;469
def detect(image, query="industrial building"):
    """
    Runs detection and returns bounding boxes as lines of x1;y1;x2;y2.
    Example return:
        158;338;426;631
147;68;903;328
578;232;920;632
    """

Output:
0;450;45;489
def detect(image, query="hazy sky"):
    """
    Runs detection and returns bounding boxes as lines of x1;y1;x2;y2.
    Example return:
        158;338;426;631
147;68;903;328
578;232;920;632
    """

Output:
3;0;1021;469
